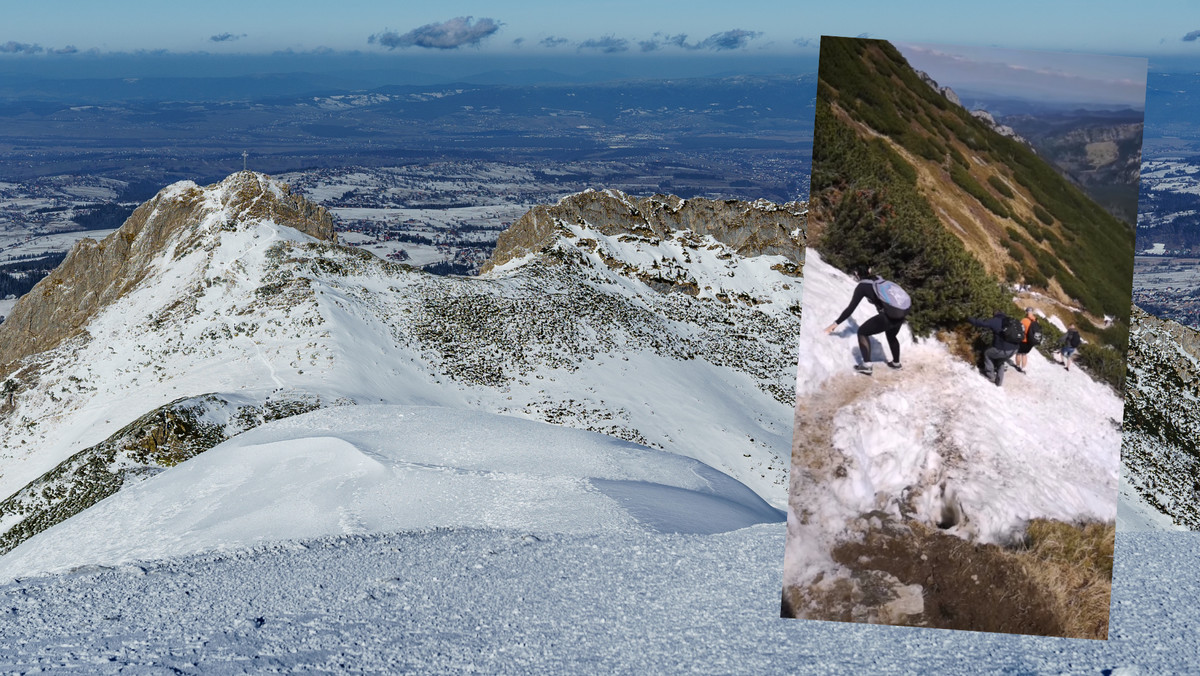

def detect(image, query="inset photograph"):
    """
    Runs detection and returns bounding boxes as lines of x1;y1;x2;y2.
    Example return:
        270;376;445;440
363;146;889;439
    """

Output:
782;36;1146;638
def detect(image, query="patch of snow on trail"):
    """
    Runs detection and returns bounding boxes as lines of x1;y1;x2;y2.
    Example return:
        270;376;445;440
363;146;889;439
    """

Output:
785;250;1122;587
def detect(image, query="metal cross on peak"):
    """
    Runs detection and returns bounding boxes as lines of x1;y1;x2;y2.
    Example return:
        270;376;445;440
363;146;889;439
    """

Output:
242;151;249;171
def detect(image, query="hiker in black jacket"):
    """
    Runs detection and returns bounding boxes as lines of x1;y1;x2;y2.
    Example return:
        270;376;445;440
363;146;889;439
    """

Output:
968;311;1021;386
1059;324;1082;371
825;270;908;376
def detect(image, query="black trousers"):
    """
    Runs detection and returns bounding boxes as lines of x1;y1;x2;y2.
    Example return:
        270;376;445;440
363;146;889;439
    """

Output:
858;313;904;363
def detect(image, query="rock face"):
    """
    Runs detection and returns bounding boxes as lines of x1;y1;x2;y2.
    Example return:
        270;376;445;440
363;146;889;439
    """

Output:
0;172;334;373
480;189;807;275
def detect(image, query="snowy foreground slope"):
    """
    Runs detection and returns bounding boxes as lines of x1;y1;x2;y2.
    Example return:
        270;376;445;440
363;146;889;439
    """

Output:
0;527;1194;673
784;251;1122;620
0;406;780;580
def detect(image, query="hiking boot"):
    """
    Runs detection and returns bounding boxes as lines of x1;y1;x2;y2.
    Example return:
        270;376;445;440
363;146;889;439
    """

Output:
886;361;902;370
1013;365;1024;373
854;363;873;376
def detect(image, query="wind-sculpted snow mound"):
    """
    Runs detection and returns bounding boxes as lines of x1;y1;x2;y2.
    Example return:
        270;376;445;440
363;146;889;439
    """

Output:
0;405;782;581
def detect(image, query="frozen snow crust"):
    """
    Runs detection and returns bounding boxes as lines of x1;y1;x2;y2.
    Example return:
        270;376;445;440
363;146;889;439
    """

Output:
0;406;782;580
0;527;1190;673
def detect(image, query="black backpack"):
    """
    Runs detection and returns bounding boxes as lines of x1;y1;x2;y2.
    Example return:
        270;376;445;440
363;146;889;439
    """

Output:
1000;315;1025;344
1027;320;1042;346
1067;330;1082;348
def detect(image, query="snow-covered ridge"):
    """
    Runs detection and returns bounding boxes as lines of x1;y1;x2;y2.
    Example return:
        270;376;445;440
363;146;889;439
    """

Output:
481;188;806;275
0;171;335;371
558;220;802;307
0;172;806;563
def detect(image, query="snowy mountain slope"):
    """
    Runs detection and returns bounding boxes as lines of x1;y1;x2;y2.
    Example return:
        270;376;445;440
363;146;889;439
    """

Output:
0;172;805;555
0;405;781;581
1122;305;1200;529
783;250;1122;624
1118;472;1186;531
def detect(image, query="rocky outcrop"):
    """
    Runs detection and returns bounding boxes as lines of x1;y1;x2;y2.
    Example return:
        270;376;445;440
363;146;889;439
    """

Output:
0;172;334;374
915;69;961;108
970;109;1029;145
480;190;806;274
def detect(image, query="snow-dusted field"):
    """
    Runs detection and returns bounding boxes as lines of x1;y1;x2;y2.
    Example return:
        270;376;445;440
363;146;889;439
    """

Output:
0;525;1192;673
328;204;522;268
0;229;118;263
1141;158;1200;196
1133;256;1200;292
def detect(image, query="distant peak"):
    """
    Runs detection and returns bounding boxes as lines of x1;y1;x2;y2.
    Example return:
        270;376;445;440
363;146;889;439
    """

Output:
481;189;806;275
0;172;335;373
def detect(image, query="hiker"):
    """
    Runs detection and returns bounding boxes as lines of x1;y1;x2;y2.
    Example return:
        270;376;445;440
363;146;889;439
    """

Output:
1013;307;1041;374
1059;324;1082;371
824;267;910;375
968;311;1024;386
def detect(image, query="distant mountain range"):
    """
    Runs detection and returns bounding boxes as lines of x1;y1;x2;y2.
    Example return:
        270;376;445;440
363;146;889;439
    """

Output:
995;109;1143;226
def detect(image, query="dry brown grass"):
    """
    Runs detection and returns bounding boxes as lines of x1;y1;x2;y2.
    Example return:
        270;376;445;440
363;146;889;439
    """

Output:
935;328;976;364
1005;519;1115;640
784;517;1115;638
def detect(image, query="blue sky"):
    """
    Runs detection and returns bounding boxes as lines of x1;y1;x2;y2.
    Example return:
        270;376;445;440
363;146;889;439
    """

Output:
3;1;1200;59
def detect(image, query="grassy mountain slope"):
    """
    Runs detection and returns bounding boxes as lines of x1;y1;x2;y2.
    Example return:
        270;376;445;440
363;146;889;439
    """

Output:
811;38;1134;350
